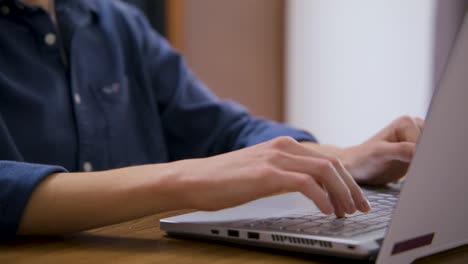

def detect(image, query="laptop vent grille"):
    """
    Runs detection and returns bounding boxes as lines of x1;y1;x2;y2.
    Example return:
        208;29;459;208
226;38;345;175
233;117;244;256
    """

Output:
271;235;333;248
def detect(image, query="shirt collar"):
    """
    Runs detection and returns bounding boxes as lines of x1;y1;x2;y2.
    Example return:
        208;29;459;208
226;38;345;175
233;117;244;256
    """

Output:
75;0;99;17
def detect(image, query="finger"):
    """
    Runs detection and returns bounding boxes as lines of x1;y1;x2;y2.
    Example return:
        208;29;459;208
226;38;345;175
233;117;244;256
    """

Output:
395;116;421;143
292;174;335;215
376;142;416;163
322;163;357;214
394;176;406;184
332;158;371;213
369;116;421;143
276;140;369;212
330;192;346;218
413;116;425;132
264;138;358;214
271;169;335;215
274;153;356;214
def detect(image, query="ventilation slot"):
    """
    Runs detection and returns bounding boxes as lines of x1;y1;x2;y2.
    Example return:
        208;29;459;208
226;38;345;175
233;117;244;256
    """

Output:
271;235;332;248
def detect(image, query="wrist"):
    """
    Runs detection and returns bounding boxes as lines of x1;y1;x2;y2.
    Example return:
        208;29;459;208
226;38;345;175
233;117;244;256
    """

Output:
300;141;345;159
125;163;187;213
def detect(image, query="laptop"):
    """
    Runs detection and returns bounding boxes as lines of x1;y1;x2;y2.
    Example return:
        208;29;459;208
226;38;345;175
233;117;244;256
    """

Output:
160;6;468;264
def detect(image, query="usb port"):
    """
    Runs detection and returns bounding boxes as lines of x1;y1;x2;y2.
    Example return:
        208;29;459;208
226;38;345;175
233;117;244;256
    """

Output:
227;229;239;237
211;229;220;235
248;232;260;239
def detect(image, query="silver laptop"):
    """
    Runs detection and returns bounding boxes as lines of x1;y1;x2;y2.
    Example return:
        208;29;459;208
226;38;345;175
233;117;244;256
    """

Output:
161;5;468;264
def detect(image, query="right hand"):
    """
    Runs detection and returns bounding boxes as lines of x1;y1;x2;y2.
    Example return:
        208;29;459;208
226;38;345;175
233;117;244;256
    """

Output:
169;136;371;217
18;136;369;235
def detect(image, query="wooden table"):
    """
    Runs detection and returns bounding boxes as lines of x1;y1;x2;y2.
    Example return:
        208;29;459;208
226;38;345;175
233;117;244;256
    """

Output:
1;210;468;264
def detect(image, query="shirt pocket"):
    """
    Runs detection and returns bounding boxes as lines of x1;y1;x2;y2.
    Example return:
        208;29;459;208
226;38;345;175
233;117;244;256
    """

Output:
92;76;129;107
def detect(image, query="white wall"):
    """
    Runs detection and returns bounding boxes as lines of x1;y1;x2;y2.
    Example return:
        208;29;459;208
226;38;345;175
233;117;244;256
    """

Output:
286;0;436;146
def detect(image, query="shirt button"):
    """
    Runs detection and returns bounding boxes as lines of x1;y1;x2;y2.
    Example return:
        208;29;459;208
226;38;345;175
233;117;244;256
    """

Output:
1;6;10;15
83;162;93;172
44;33;57;46
74;93;82;104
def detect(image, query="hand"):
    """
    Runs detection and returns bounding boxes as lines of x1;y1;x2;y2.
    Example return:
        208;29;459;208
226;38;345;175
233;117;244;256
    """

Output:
19;117;422;236
172;136;371;217
19;137;371;235
340;116;424;185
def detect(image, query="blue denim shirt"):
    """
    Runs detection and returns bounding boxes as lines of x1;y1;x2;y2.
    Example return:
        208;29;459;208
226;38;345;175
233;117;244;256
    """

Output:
0;0;316;238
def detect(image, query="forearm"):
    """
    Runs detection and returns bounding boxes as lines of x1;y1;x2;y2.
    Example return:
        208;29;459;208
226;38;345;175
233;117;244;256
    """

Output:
18;163;182;235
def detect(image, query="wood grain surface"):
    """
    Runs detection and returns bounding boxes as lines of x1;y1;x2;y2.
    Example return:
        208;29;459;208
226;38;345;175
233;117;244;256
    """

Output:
1;210;467;264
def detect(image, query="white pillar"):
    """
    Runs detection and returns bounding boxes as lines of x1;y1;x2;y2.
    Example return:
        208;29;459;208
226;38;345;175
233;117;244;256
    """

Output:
286;0;435;146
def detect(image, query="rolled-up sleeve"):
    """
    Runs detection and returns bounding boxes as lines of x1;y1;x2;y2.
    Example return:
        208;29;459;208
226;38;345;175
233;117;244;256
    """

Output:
0;161;67;239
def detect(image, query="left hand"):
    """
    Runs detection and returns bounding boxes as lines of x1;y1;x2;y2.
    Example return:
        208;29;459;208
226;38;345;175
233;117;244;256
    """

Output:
303;116;424;186
342;116;424;185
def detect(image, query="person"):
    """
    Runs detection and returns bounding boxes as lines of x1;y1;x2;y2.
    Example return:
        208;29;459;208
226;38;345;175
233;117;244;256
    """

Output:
0;0;424;239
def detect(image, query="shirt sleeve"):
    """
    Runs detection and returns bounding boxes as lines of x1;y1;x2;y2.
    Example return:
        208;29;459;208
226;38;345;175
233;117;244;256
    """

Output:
126;6;317;161
0;161;67;239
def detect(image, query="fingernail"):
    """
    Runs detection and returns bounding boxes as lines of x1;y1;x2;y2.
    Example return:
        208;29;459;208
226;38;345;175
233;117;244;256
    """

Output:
335;210;346;218
325;199;335;215
361;198;372;212
347;202;357;214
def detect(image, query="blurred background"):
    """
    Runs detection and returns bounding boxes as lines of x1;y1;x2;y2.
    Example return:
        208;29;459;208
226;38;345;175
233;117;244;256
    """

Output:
122;0;450;147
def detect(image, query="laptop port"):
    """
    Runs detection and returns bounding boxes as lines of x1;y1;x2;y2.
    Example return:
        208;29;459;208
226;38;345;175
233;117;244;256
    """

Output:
210;229;220;235
247;232;260;239
227;229;239;237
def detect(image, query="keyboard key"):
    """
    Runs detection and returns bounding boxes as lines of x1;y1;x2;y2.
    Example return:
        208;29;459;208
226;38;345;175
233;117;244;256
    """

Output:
239;189;399;237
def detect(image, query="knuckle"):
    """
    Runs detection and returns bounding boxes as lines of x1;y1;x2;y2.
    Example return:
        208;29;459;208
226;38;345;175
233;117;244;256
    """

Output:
255;165;279;179
398;143;413;156
270;136;297;149
327;156;341;168
415;117;425;124
316;160;334;177
293;174;311;188
264;149;285;163
291;174;310;188
398;115;414;126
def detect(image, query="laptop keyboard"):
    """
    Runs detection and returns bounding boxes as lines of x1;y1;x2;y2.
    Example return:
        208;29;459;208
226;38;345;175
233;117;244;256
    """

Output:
239;189;399;238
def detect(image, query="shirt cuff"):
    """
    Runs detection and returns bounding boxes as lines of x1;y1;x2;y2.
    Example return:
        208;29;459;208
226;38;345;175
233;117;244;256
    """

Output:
0;161;67;239
238;119;318;148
